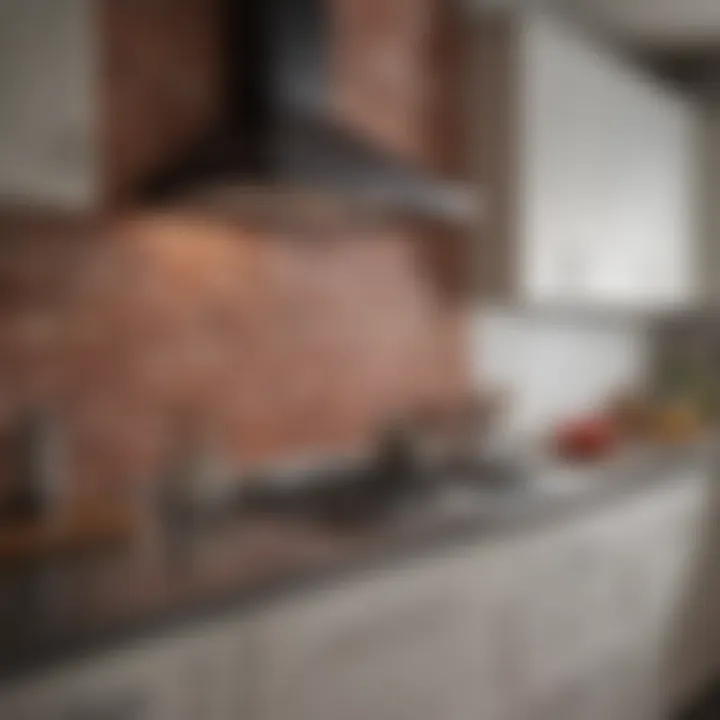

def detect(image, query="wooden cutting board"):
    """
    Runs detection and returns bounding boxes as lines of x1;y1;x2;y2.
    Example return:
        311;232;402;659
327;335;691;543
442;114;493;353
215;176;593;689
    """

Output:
0;506;135;564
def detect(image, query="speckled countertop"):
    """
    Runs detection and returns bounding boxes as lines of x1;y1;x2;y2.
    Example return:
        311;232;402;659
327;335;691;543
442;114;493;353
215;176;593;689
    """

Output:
0;443;716;686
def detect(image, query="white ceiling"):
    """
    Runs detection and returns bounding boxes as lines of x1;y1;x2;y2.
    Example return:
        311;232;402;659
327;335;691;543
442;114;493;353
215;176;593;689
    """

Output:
567;0;720;47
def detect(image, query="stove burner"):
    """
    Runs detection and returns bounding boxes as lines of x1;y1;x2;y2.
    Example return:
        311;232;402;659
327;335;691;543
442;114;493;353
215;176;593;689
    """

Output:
243;452;528;530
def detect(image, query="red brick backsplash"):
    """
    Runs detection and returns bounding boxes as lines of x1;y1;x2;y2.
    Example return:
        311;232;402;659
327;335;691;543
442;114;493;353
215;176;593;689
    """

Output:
0;212;470;497
0;0;471;498
334;0;464;175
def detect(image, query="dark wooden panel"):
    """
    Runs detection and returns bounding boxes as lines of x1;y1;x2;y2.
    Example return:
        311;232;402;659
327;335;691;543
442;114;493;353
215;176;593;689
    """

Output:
472;16;519;301
100;0;225;204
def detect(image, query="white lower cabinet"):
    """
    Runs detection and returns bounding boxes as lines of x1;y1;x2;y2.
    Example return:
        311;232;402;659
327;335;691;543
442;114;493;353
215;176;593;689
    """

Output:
526;651;658;720
196;615;255;720
457;540;526;720
4;638;205;720
512;522;601;701
0;617;253;720
0;473;709;720
658;478;719;709
510;475;705;720
252;553;505;720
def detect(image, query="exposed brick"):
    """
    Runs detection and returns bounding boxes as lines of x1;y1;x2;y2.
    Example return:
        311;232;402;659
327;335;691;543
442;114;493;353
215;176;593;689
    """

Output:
0;0;471;498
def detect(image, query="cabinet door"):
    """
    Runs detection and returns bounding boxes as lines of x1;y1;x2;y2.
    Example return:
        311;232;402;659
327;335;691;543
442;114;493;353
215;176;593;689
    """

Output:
3;634;208;720
634;477;703;637
518;678;596;720
636;476;710;709
255;555;481;720
199;613;255;720
524;660;659;720
512;476;704;718
603;78;697;308
518;13;697;307
583;475;705;717
0;0;96;208
510;521;609;719
457;539;528;720
583;651;661;720
511;518;616;703
519;14;599;303
583;477;701;657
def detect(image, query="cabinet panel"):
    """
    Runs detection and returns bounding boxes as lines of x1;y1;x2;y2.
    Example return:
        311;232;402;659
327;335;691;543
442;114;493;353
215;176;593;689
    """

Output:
602;80;697;307
582;651;661;720
0;475;708;720
512;475;705;717
518;678;594;720
482;10;699;307
3;634;209;720
512;523;603;699
456;539;528;720
199;614;255;720
519;15;598;302
255;556;485;720
0;0;96;207
582;477;703;659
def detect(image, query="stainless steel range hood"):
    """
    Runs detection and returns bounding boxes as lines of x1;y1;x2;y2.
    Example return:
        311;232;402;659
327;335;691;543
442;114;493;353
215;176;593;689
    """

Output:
144;0;476;226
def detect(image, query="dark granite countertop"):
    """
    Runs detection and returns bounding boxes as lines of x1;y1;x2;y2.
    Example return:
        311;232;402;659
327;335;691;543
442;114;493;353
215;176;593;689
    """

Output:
0;444;716;687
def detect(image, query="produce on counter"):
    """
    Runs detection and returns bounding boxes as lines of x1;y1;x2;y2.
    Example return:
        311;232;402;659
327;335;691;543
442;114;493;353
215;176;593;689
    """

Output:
607;388;708;446
553;417;618;462
649;400;705;445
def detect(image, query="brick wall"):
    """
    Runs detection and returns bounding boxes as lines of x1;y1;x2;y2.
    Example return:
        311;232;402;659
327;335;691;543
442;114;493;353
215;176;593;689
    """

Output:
334;0;465;175
0;0;471;498
102;0;224;203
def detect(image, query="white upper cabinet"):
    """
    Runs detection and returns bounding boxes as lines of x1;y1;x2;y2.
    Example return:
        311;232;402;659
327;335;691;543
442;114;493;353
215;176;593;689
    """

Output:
0;0;223;211
0;0;97;209
473;10;699;309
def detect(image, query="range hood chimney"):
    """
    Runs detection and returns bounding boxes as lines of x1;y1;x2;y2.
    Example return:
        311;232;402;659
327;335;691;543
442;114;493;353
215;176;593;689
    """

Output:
146;0;476;226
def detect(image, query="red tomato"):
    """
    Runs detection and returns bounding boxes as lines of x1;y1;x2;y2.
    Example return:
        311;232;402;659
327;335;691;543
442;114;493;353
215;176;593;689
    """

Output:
554;417;617;460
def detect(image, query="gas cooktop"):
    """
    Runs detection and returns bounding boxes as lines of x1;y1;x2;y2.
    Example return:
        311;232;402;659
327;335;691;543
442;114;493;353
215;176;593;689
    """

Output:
242;456;530;530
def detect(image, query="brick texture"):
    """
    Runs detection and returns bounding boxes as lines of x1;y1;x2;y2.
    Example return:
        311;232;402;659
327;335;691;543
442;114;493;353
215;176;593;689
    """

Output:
101;0;224;203
334;0;465;175
0;0;471;498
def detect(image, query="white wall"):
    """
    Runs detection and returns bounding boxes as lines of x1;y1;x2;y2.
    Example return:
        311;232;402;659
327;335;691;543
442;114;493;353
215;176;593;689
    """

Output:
472;309;650;437
0;0;96;207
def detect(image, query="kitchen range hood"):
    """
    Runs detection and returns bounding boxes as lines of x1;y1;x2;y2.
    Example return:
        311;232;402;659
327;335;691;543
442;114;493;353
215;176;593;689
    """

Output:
145;0;476;225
